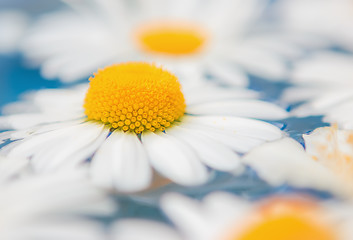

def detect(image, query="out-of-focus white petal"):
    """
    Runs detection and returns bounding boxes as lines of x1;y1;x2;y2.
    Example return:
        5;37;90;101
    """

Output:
290;52;353;86
0;155;28;182
111;219;182;240
228;45;288;80
0;10;28;54
161;193;210;240
243;138;342;195
206;61;249;87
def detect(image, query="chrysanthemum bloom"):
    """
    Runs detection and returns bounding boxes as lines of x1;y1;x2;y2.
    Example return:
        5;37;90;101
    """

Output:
273;0;353;51
112;192;352;240
0;62;286;192
0;170;114;240
243;126;353;198
22;0;295;84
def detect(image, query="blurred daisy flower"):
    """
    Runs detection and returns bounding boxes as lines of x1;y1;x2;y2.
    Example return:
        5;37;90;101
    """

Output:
282;52;353;129
22;0;294;84
273;0;353;51
243;126;353;198
0;170;113;240
0;62;286;192
113;192;353;240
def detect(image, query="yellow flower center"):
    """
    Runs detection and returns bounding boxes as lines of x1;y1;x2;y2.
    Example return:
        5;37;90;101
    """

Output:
135;21;207;55
84;62;186;134
227;198;337;240
237;215;336;240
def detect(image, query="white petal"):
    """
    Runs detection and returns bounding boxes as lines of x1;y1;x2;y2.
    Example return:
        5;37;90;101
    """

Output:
200;0;265;36
41;49;117;82
166;126;242;171
291;90;353;117
31;123;107;172
141;133;208;186
0;10;28;54
3;123;83;158
202;192;251;219
5;122;109;172
184;116;283;141
5;120;83;141
8;218;105;240
161;193;208;239
187;100;288;120
291;52;353;86
324;100;353;128
91;132;152;192
184;83;259;106
178;124;262;153
0;170;114;220
228;45;288;80
2;85;87;115
0;155;28;182
207;61;249;87
243;34;303;59
243;138;342;195
281;86;323;104
111;219;181;240
0;112;82;130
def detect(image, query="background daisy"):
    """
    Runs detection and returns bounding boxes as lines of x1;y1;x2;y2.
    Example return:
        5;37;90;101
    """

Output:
21;0;296;84
112;192;353;240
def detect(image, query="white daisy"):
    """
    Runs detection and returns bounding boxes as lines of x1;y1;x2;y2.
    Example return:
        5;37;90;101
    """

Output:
273;0;353;51
243;126;353;198
282;52;353;129
112;192;353;240
0;62;286;192
21;0;295;84
0;170;114;240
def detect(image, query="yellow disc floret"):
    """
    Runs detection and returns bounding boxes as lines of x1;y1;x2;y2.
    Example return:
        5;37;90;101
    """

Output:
84;62;186;134
233;198;337;240
136;21;207;55
237;215;337;240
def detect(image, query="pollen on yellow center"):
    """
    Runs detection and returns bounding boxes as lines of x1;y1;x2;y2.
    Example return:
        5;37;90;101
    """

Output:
136;21;207;55
84;62;186;134
233;199;337;240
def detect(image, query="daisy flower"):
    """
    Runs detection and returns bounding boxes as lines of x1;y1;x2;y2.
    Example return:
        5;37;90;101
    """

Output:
273;0;353;51
0;62;286;192
22;0;293;84
243;126;353;198
282;52;353;129
112;192;353;240
0;170;114;240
